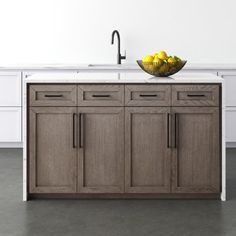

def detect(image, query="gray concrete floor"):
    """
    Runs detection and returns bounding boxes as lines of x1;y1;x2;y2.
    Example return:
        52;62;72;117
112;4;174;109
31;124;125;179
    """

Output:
0;149;236;236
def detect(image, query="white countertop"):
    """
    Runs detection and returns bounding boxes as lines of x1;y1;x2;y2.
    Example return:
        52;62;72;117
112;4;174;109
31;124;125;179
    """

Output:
1;63;236;71
25;72;223;84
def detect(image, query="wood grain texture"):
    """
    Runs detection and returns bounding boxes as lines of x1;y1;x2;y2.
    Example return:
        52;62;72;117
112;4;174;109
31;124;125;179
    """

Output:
78;85;124;106
29;85;77;106
172;85;219;106
125;85;171;106
125;107;171;193
77;107;124;193
29;107;77;193
171;107;220;193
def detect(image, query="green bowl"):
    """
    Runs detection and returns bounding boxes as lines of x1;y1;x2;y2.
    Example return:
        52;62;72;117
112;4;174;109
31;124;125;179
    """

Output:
137;60;187;77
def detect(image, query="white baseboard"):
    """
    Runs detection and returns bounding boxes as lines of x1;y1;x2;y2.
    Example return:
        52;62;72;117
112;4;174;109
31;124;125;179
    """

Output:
226;142;236;148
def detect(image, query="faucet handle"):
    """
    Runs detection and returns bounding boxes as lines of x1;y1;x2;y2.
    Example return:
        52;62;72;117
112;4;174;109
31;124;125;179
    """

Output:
121;50;126;60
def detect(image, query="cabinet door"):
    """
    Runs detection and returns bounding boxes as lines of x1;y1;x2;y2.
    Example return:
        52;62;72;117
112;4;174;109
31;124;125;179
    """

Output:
171;107;220;193
0;72;21;106
78;107;124;193
29;107;77;193
125;107;171;193
226;108;236;142
0;107;21;142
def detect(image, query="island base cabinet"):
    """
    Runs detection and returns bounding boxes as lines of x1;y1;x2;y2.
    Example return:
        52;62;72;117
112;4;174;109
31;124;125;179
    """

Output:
29;107;77;193
171;107;220;193
77;107;124;193
125;107;171;193
27;84;221;199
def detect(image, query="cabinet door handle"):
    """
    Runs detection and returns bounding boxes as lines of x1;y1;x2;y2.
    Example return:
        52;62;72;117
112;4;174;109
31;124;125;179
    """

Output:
167;113;171;148
139;94;157;97
79;113;84;148
44;94;63;98
72;113;77;148
92;94;110;98
187;94;205;97
174;113;178;148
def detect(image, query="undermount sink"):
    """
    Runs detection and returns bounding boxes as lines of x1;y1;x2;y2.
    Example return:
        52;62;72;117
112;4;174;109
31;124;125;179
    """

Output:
88;64;122;67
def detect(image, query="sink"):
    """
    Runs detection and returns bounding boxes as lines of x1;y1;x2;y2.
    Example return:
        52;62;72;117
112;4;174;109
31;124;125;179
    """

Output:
88;64;122;67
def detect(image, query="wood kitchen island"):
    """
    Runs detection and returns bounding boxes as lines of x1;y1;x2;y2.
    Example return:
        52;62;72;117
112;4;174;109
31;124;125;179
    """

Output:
23;72;225;201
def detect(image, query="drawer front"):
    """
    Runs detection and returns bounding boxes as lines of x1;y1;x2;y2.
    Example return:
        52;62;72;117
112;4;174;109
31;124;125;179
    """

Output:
78;85;124;106
0;72;21;106
29;85;77;106
0;107;21;142
125;85;171;106
172;85;219;106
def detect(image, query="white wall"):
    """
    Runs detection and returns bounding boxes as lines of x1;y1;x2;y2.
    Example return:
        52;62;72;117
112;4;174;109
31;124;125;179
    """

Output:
0;0;235;64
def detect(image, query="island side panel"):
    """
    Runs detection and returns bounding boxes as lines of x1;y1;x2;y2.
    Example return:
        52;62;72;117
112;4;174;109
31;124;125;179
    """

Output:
221;81;226;201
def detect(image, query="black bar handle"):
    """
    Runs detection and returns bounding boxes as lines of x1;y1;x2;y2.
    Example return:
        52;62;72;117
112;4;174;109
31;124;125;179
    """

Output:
79;113;84;148
44;94;63;98
139;94;157;97
187;94;205;97
92;94;111;98
72;113;77;148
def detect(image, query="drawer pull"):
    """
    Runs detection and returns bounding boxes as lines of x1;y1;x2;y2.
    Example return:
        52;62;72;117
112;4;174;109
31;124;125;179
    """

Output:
139;94;157;97
44;94;63;98
92;94;111;98
187;94;205;97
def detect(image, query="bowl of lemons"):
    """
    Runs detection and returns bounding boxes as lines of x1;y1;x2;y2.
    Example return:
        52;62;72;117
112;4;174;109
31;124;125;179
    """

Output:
137;51;187;77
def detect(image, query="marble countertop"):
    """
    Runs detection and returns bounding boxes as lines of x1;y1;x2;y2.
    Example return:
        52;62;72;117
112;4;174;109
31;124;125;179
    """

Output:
1;63;236;71
24;72;223;84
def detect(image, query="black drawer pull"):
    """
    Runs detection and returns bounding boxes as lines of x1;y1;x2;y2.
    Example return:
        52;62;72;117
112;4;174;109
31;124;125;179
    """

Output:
139;94;157;97
44;94;63;98
187;94;205;97
92;94;111;98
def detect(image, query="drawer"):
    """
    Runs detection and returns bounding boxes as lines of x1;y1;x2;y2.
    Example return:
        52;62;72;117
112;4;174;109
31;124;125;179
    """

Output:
125;85;171;106
172;85;219;106
78;85;124;106
29;85;77;106
0;107;21;142
0;72;21;106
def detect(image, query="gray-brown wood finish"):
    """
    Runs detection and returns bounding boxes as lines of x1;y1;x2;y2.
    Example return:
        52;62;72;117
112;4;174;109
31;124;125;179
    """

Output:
172;85;219;107
125;85;171;106
171;107;220;193
125;107;171;193
78;85;124;106
29;85;77;106
77;107;124;193
27;83;221;198
29;107;77;193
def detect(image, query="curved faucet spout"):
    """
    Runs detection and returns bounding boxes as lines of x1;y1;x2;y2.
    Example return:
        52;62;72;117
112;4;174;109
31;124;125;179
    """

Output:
111;30;126;64
111;30;121;53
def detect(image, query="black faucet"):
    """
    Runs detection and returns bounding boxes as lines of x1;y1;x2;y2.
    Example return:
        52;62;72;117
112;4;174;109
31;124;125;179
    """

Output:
111;30;126;64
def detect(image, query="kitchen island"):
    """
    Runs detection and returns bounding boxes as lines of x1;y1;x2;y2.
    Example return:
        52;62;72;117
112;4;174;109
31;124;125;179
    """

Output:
23;72;225;201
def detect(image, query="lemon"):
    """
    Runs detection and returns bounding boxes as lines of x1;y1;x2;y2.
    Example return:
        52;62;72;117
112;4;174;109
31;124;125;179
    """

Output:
157;51;168;60
153;56;163;67
159;63;169;74
173;56;181;62
167;57;177;65
153;53;158;58
142;55;154;63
